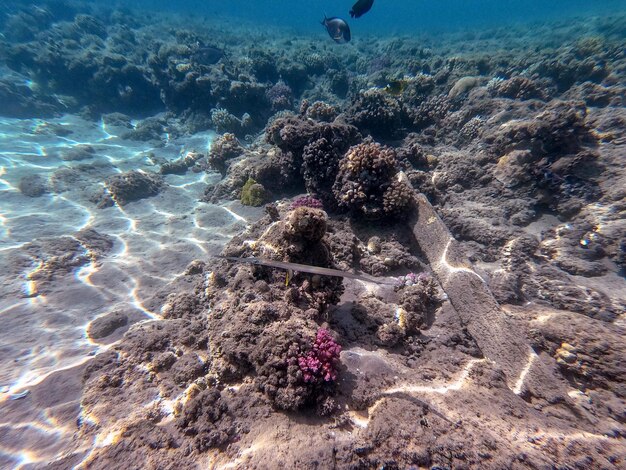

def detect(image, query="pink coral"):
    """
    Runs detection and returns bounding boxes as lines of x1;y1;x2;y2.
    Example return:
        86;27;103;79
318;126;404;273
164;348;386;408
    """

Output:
290;195;323;210
298;329;341;383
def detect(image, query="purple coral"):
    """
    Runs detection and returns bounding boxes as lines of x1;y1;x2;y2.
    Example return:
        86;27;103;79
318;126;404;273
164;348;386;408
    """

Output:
395;271;433;288
290;195;323;210
395;272;418;288
298;329;341;384
266;80;294;111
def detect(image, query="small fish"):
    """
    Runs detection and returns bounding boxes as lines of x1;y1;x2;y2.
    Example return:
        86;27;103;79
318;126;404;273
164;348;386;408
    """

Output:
350;0;374;19
384;79;408;96
321;15;351;44
192;45;225;65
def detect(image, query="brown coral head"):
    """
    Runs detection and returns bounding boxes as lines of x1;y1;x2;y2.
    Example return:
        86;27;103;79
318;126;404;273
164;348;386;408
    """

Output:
285;207;328;242
344;143;396;179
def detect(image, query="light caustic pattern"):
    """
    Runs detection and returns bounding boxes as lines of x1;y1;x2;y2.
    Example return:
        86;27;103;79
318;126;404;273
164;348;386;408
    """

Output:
338;350;613;465
207;348;613;469
0;115;247;467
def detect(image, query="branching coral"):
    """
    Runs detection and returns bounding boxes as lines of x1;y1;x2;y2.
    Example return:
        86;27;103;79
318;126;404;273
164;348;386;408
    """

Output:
382;178;414;217
346;88;406;139
333;142;412;219
301;137;344;207
208;133;243;175
489;76;545;100
408;94;451;129
210;107;241;134
266;80;293;111
290;195;324;210
298;329;341;384
305;101;339;122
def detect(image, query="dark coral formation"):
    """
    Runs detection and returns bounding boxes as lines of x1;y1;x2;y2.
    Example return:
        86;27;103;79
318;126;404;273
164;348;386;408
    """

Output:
489;76;546;100
290;195;323;210
301;136;345;208
266;114;360;198
208;133;243;175
333;142;411;219
409;94;452;130
266;80;293;111
101;170;165;206
346;89;406;139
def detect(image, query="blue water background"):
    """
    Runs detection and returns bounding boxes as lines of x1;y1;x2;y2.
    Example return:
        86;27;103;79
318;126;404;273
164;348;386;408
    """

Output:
120;0;626;34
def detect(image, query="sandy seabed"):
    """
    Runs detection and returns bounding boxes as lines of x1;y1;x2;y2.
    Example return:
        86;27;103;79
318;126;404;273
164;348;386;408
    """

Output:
0;2;625;469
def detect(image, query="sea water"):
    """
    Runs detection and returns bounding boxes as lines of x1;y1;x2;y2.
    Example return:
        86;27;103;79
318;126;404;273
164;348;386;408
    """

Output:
0;0;624;468
126;0;626;33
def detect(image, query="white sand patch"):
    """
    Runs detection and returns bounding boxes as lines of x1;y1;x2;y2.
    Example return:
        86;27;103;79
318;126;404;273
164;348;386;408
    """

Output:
0;114;247;394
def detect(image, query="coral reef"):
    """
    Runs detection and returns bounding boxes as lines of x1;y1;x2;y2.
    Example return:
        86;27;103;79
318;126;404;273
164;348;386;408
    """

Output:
298;329;341;383
240;177;266;206
265;114;360;197
290;195;323;210
208;133;244;175
396;272;440;333
333;142;411;219
197;202;345;413
346;88;406;139
2;6;625;469
101;170;165;206
266;81;293;111
486;100;600;216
